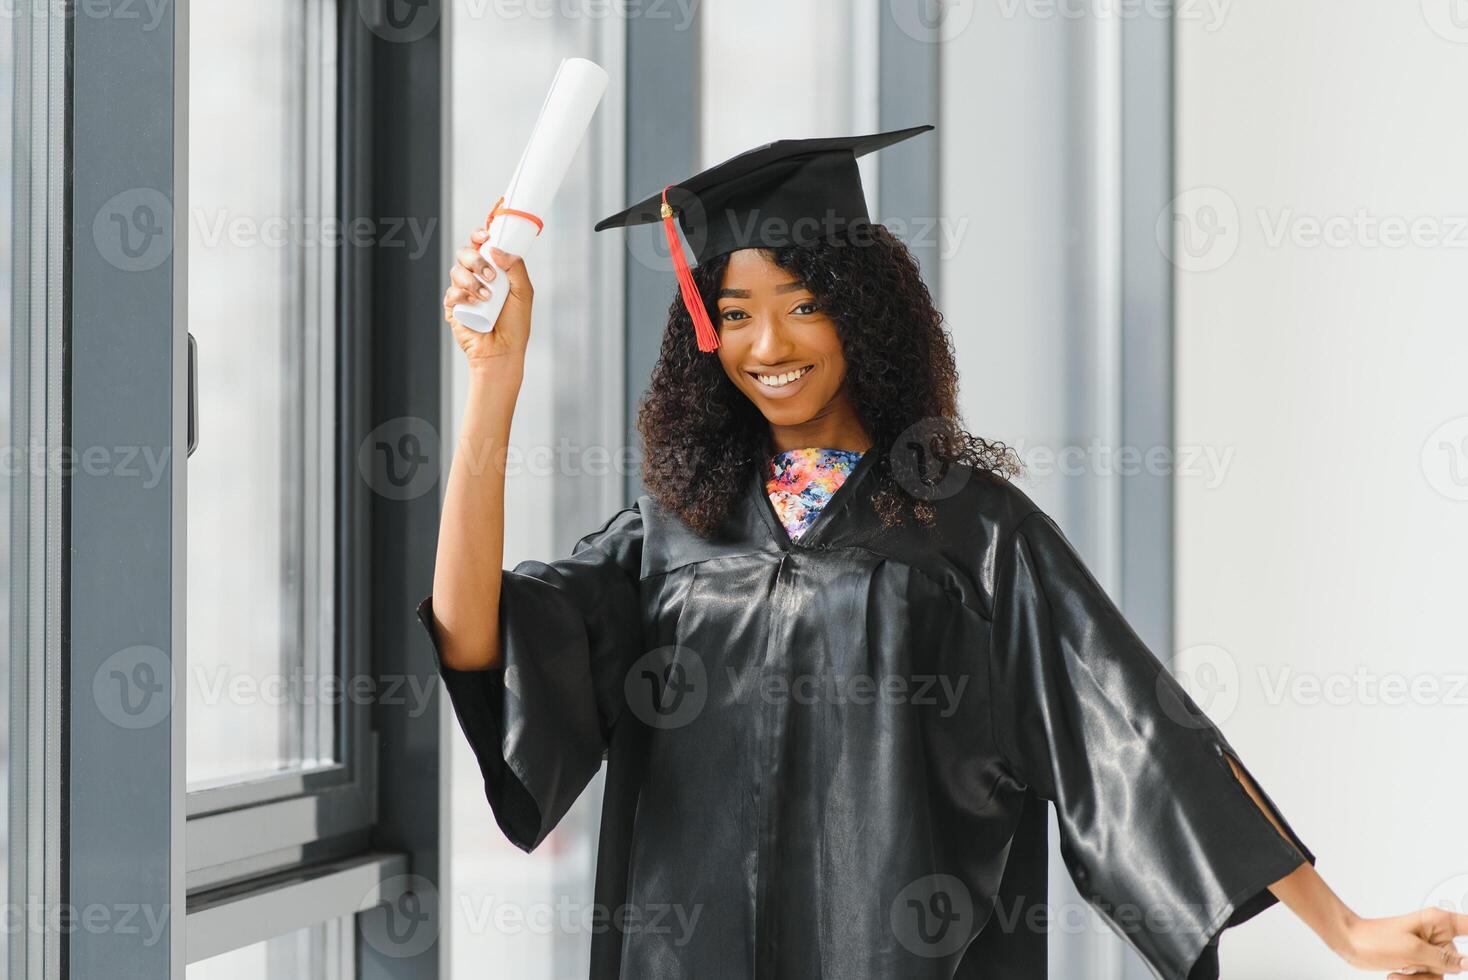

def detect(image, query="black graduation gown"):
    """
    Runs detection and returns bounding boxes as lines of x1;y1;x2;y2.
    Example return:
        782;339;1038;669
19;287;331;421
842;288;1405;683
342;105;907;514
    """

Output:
415;451;1315;979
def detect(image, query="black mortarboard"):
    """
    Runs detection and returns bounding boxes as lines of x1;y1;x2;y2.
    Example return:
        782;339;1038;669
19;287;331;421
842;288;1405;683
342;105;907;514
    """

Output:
594;124;935;351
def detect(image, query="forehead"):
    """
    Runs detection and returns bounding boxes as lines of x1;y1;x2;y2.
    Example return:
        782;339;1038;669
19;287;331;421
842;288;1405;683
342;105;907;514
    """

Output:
720;248;803;289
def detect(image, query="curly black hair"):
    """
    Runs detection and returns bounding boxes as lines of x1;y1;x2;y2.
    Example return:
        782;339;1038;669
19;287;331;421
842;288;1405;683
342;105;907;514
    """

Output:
635;223;1022;538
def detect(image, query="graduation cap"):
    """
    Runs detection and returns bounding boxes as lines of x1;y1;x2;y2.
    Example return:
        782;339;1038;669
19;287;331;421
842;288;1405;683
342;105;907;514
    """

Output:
594;124;935;352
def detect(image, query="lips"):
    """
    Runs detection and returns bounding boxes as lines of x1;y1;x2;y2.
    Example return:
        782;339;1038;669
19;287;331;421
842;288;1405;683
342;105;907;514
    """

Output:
750;364;814;390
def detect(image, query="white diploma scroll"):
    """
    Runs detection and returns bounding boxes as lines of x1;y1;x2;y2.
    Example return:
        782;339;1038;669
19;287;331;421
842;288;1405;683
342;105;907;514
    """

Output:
452;57;609;333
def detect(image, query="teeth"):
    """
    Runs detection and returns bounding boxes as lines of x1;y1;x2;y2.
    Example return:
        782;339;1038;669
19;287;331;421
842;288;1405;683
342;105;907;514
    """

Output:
754;365;812;388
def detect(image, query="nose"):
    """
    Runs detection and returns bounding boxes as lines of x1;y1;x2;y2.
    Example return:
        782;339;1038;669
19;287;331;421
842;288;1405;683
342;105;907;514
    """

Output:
748;314;795;364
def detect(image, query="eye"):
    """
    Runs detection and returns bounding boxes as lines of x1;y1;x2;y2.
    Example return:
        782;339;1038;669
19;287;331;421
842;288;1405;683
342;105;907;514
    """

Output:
792;300;820;315
720;308;750;322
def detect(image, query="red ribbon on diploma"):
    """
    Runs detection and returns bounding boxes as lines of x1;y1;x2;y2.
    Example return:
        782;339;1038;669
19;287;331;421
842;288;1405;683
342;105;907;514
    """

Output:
483;195;545;236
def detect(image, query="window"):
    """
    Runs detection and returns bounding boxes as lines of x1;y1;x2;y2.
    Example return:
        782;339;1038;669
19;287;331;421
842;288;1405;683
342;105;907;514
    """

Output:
184;0;372;896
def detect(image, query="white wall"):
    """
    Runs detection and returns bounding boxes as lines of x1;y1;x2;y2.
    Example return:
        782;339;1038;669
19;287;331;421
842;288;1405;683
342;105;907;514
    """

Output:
1176;3;1468;975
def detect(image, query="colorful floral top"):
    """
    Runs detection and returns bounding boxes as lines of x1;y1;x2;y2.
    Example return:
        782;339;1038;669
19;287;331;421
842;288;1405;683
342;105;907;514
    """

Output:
765;447;865;541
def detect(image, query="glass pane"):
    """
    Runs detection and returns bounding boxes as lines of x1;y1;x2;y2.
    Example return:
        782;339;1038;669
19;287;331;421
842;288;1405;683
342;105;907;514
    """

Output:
185;0;338;789
187;918;350;980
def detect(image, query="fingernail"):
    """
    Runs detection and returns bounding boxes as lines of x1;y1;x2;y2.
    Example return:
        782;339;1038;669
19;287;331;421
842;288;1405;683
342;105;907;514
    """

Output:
479;288;490;299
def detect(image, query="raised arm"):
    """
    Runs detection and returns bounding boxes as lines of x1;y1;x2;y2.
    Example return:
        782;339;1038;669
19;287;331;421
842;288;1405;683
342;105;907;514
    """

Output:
429;227;534;671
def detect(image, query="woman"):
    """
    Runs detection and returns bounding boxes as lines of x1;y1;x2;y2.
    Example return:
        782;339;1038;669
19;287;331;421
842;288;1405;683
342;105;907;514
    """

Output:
420;130;1466;979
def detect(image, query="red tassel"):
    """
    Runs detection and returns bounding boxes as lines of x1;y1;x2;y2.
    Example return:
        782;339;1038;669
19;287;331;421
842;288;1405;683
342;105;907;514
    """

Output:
661;185;720;352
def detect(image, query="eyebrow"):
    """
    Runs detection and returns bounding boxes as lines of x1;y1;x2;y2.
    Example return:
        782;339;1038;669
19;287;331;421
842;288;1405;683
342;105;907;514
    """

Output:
716;281;807;299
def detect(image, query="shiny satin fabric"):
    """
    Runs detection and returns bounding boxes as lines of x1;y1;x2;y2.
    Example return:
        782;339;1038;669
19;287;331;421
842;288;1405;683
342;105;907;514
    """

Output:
416;451;1314;979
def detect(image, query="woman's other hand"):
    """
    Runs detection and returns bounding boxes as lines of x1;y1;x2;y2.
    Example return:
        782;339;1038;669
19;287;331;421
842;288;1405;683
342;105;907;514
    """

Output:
442;226;534;365
1338;906;1467;978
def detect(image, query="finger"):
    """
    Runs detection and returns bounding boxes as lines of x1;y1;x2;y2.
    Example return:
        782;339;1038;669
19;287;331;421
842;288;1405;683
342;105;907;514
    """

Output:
469;227;489;245
450;265;492;300
456;245;496;281
444;286;475;310
488;247;533;299
1388;973;1441;980
1407;939;1468;973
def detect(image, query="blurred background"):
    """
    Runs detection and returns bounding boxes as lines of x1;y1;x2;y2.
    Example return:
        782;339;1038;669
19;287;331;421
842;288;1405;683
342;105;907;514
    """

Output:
4;1;1466;978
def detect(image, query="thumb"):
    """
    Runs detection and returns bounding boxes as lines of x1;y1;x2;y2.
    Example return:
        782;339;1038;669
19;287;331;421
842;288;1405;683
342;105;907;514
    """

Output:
489;247;533;301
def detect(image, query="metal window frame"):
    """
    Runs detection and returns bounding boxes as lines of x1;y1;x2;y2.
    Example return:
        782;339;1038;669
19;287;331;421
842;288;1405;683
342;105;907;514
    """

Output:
67;0;188;975
9;2;67;978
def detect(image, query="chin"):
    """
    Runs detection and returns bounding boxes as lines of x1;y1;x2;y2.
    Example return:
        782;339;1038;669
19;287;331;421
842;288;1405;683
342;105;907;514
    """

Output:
751;399;820;427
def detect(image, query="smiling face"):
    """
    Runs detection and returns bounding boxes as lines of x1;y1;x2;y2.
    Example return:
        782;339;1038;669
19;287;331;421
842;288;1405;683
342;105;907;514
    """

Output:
714;248;868;450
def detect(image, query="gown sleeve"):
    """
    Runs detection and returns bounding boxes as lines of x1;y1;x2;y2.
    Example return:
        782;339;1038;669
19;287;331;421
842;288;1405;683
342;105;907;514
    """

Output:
415;502;644;853
989;509;1315;980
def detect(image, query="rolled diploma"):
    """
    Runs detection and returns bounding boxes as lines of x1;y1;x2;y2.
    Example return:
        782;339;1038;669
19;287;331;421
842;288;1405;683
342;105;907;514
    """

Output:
453;57;609;333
